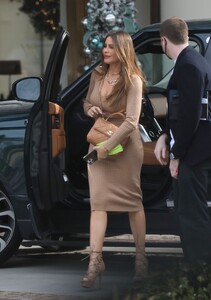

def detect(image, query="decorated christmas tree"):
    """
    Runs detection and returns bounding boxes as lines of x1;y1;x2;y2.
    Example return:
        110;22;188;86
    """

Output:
82;0;139;69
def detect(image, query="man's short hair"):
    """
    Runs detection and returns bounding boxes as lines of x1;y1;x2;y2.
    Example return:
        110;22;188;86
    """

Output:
160;17;188;45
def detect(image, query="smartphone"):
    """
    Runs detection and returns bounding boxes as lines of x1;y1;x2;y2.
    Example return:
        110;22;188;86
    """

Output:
83;150;98;165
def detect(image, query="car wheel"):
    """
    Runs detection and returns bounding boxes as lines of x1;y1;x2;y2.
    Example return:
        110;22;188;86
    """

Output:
0;190;22;265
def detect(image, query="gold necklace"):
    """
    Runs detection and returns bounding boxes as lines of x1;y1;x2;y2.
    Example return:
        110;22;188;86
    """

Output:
107;71;120;75
106;73;119;86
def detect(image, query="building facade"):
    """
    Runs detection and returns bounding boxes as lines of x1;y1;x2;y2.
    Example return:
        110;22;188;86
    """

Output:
0;0;210;98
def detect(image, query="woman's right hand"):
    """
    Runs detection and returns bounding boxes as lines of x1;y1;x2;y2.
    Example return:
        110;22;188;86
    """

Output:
88;106;103;118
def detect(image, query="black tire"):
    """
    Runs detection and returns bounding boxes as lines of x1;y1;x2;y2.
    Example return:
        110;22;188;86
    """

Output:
0;190;22;266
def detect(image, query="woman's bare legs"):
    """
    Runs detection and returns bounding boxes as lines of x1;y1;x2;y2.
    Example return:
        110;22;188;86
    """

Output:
90;211;107;251
129;210;148;280
81;211;107;288
129;210;146;249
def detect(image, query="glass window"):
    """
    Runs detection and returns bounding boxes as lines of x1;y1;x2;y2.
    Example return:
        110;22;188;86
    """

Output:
136;39;200;90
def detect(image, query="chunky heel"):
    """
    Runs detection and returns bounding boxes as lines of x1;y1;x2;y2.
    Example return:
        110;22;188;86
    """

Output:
81;251;105;288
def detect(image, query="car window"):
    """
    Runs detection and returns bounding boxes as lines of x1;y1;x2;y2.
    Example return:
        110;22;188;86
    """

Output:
136;39;200;90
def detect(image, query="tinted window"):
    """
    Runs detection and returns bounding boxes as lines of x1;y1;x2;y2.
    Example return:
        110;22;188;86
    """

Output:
136;39;200;90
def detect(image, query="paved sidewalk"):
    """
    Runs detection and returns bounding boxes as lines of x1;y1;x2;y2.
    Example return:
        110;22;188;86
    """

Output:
0;292;69;300
0;292;94;300
0;235;182;300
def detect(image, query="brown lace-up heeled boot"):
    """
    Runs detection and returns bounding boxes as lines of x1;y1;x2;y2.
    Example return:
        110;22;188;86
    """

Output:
81;251;105;288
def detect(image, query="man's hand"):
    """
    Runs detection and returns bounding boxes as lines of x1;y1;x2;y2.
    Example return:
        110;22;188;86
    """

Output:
154;134;168;165
169;159;179;179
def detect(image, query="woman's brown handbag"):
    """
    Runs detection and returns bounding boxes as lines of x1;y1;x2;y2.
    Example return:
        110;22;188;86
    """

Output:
87;112;128;155
87;116;118;145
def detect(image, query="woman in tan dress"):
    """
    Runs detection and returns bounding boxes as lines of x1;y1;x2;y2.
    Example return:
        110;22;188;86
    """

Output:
81;30;147;288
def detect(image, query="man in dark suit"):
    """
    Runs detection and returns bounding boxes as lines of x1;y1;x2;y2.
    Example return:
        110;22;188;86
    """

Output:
154;17;211;264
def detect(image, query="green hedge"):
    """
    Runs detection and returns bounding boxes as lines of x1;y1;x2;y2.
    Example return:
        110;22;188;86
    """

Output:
114;262;211;300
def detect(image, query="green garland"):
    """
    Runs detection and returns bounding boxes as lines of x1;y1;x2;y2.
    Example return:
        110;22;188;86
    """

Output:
14;0;60;39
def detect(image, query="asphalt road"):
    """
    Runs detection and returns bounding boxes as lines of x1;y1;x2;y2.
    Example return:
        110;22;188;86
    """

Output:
0;235;183;300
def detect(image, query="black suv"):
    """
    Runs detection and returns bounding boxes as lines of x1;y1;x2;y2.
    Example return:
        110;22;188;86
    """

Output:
1;20;211;265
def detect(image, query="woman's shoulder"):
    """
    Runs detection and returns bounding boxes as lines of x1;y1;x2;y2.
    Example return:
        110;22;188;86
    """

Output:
93;65;104;76
130;74;143;85
89;66;104;83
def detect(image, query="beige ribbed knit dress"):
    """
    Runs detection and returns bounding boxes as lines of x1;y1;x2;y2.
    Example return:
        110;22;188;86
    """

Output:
84;70;144;212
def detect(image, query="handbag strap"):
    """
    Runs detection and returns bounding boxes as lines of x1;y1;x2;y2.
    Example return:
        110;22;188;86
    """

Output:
105;111;126;121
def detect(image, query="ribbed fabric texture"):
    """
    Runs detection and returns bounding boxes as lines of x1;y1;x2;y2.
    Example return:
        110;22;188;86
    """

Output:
84;70;144;212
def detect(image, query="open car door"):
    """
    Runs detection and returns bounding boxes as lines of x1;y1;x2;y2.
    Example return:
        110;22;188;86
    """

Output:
24;27;69;211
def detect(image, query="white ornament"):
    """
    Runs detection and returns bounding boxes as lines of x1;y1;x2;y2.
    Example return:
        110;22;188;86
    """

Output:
83;47;91;56
81;18;88;27
105;13;116;26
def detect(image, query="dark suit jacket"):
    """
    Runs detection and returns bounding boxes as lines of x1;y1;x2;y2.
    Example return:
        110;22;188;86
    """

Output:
167;45;211;166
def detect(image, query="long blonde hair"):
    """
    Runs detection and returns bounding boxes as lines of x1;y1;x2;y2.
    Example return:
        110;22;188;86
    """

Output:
95;30;146;106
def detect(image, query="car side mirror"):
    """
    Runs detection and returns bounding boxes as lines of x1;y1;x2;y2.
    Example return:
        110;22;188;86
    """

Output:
12;77;42;101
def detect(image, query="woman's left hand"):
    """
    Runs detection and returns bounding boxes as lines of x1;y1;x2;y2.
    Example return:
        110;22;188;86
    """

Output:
93;145;108;160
